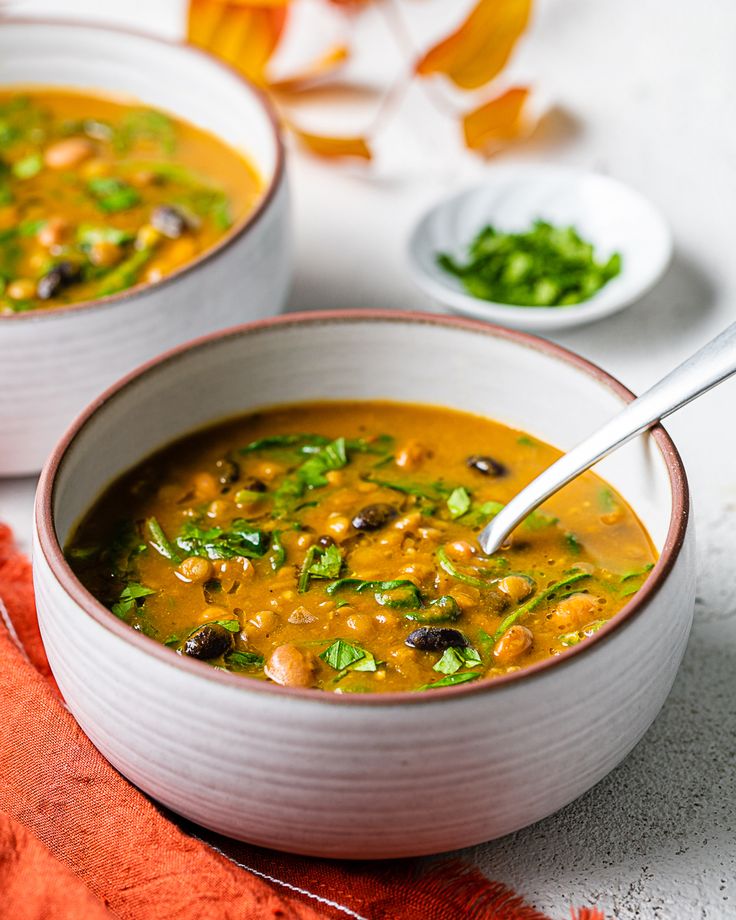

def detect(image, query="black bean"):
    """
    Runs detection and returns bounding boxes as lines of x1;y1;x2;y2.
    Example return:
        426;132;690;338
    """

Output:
466;455;507;477
215;458;240;485
352;503;398;532
151;204;189;239
184;624;232;660
317;534;335;549
36;261;81;300
405;627;468;652
240;475;267;493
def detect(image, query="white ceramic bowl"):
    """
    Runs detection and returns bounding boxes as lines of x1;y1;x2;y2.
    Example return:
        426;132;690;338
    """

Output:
0;20;290;476
34;311;694;859
408;165;672;332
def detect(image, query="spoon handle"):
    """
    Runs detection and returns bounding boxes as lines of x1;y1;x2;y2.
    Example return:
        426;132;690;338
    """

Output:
479;321;736;555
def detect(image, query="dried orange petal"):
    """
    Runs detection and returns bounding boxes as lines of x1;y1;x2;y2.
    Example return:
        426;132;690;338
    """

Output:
289;124;372;160
462;86;529;152
187;0;288;85
416;0;532;91
270;44;350;92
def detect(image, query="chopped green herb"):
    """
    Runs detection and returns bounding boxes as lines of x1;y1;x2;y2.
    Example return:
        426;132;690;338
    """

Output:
433;646;482;675
437;545;507;588
12;153;42;179
87;176;141;214
213;619;241;633
524;509;559;531
145;517;182;563
299;543;343;592
565;532;583;555
320;639;368;671
437;220;622;308
226;650;265;671
447;486;471;519
405;595;461;623
111;582;155;620
417;671;479;690
175;519;270;561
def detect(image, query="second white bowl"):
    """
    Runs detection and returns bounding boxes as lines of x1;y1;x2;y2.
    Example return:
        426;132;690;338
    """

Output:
408;165;672;332
0;20;290;476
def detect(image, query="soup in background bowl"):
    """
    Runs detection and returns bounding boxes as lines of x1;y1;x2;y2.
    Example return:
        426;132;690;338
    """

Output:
0;90;263;313
34;311;695;858
0;20;289;475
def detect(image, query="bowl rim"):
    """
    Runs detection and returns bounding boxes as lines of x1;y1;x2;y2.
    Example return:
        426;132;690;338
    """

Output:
406;166;673;327
35;309;690;706
0;17;286;324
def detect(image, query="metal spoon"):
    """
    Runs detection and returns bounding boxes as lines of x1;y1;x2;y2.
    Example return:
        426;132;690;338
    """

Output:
479;321;736;555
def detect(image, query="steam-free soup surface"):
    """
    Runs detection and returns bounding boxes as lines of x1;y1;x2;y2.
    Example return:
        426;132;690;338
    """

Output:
67;402;657;693
0;90;261;313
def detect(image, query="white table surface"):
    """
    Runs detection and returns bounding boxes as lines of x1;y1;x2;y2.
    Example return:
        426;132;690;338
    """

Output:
3;1;736;917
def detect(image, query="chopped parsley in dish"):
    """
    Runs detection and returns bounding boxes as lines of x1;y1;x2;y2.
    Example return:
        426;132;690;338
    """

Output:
437;220;622;308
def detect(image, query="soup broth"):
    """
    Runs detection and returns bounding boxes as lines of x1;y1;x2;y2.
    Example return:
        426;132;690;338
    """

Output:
0;90;261;313
67;401;657;693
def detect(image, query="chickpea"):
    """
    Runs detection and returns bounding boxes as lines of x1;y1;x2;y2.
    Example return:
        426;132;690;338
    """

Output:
357;481;378;494
498;575;535;604
89;240;122;268
249;610;280;632
549;593;599;631
37;217;70;249
216;557;254;582
176;556;213;584
445;540;475;562
7;279;36;301
206;499;230;519
395;438;429;471
136;224;162;251
192;472;218;500
326;514;351;539
325;470;344;486
398;561;434;581
131;169;157;188
251;460;284;482
199;605;232;624
493;625;533;664
450;591;478;612
265;645;317;688
346;613;375;639
44;137;95;170
394;512;422;532
295;533;314;550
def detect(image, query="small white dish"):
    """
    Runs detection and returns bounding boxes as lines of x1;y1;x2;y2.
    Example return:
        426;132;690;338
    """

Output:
407;165;673;332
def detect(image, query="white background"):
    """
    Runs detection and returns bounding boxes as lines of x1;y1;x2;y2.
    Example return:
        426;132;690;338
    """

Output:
2;1;735;916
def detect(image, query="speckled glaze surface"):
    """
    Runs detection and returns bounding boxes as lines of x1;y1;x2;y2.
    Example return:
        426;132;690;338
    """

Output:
0;21;290;476
33;312;695;859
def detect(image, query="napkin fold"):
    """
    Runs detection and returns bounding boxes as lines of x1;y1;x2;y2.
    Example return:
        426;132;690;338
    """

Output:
0;522;602;920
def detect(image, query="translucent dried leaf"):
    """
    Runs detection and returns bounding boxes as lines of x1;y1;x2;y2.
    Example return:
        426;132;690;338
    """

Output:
270;44;350;92
187;0;288;85
289;124;372;160
462;87;529;153
416;0;532;90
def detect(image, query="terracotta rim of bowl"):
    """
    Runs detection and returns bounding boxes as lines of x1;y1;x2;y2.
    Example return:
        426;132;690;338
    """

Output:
0;18;285;323
35;310;690;706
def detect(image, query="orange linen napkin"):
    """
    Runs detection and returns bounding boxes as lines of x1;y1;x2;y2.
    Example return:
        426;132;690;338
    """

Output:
0;522;602;920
